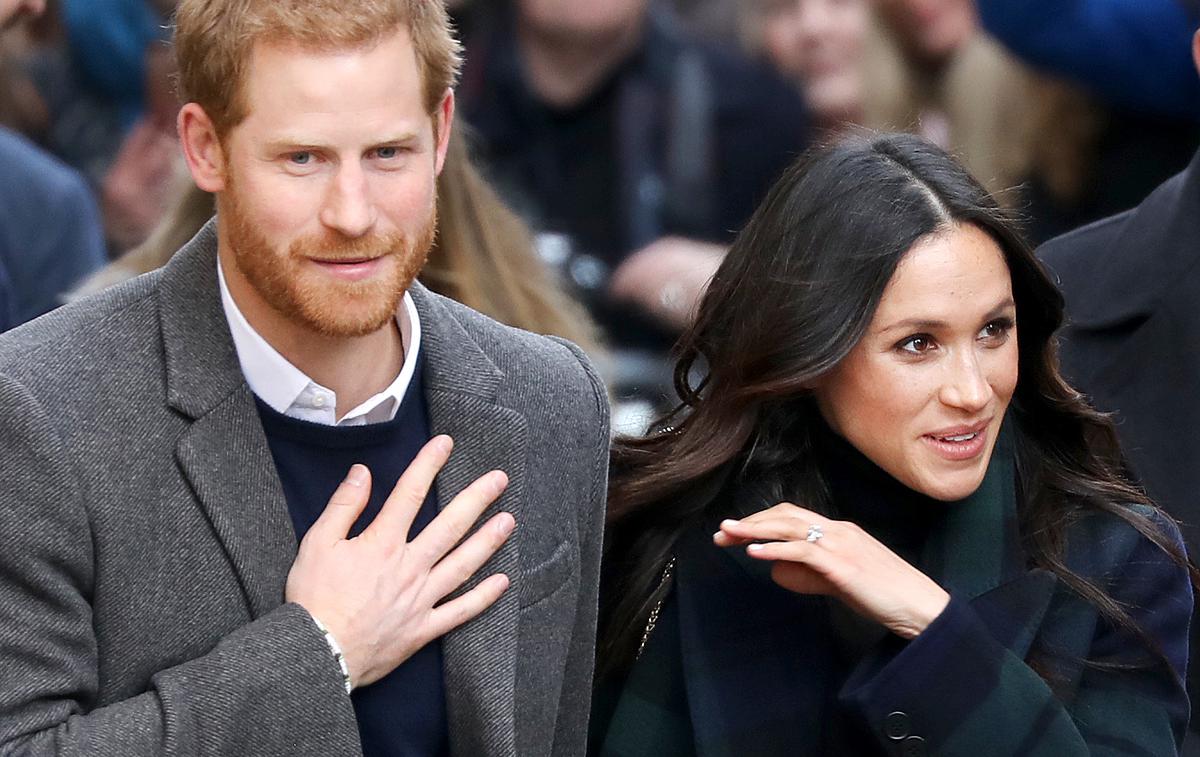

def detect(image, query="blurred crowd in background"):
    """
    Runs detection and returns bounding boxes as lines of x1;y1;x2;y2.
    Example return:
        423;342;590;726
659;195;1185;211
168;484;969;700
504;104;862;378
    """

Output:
1;0;1198;430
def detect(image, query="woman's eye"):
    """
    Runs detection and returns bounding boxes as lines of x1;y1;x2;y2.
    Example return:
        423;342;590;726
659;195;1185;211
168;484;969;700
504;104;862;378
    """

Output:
979;319;1013;343
898;335;935;354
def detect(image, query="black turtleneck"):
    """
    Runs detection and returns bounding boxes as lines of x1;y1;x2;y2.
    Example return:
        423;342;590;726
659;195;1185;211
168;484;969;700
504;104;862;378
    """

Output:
802;420;952;695
812;420;952;568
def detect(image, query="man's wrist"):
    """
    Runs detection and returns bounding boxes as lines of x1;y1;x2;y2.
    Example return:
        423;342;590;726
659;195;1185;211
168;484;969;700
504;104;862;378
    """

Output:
308;612;353;694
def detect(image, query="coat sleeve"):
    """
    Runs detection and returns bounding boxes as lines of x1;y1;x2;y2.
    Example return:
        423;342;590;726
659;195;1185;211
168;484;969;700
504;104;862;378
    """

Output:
0;373;361;756
840;516;1191;756
547;339;611;757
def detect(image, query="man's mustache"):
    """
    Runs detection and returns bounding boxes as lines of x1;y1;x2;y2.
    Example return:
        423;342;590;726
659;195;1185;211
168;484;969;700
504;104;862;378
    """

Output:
288;232;411;261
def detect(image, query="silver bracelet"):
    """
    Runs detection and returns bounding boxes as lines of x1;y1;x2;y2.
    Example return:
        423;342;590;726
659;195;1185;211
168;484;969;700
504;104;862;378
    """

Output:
310;614;353;695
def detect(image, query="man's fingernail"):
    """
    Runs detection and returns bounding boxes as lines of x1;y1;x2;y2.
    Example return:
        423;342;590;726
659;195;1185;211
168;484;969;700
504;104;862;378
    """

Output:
720;519;739;529
747;543;765;553
491;470;509;492
346;464;369;487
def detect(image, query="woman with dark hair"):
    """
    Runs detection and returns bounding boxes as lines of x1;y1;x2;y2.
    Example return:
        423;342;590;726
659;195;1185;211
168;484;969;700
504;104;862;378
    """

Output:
591;133;1193;756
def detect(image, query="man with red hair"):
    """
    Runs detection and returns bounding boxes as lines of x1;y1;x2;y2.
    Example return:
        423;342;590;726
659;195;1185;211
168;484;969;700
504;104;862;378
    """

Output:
0;2;609;755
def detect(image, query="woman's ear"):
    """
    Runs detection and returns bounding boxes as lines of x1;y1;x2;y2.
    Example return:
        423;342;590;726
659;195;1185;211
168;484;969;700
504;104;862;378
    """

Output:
178;103;227;193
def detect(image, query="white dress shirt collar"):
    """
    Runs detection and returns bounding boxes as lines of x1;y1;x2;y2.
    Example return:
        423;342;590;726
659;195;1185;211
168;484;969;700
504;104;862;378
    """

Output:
217;257;421;426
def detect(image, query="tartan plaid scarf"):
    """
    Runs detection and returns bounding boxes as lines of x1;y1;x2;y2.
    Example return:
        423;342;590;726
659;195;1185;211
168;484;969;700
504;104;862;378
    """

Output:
591;425;1190;756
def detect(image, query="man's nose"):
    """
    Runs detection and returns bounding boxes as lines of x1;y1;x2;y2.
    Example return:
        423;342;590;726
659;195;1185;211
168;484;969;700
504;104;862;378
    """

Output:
319;164;377;238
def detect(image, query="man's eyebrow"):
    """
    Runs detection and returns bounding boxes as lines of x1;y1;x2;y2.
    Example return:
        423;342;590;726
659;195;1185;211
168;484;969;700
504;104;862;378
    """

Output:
878;297;1017;334
366;133;422;148
262;133;422;152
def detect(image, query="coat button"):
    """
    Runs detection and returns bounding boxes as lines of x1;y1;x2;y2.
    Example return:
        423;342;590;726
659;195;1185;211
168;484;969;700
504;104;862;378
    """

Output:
901;735;927;756
884;711;910;740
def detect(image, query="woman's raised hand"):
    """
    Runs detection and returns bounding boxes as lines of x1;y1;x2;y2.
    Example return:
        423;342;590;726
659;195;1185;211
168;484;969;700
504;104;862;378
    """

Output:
714;503;950;639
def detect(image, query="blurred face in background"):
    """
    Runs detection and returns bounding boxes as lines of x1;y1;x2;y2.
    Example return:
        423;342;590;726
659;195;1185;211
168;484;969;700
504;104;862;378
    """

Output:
516;0;649;42
1193;29;1199;76
0;0;45;28
876;0;976;64
757;0;868;127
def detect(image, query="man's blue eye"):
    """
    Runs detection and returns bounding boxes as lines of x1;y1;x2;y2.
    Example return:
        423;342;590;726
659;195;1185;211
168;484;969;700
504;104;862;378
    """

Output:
376;147;399;159
290;152;312;165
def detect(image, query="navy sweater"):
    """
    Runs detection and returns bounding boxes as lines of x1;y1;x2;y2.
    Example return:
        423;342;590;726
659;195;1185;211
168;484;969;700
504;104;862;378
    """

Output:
255;365;448;757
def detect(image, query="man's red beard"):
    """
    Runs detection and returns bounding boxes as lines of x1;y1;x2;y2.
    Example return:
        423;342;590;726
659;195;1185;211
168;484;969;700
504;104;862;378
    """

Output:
220;183;436;339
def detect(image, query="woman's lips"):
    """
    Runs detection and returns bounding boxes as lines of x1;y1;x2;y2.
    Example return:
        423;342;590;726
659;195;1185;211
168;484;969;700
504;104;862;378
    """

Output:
922;423;990;462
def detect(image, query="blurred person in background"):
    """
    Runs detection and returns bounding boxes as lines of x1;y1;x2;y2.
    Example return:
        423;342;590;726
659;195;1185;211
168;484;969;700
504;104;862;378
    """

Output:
865;0;1041;201
666;0;741;44
74;127;604;358
56;0;173;131
0;0;105;327
977;0;1200;122
59;0;181;253
867;0;1199;244
740;0;1079;243
740;0;870;134
1038;28;1200;754
12;0;180;252
974;0;1200;242
458;0;809;361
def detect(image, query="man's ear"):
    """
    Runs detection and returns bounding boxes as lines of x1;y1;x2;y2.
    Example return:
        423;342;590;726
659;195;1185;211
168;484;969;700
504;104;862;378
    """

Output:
432;88;455;177
179;103;227;192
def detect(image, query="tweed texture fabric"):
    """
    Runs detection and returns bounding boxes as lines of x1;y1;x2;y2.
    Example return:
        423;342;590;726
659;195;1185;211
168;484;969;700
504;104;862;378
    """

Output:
0;220;610;756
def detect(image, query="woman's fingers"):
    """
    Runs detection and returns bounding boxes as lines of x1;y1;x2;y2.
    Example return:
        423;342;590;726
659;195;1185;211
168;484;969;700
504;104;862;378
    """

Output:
715;515;831;546
726;502;812;524
770;561;836;596
712;502;830;542
734;519;950;638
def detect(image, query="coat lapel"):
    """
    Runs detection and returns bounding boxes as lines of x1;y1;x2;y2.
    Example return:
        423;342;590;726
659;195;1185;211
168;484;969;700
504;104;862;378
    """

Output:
175;390;298;617
413;285;529;757
159;220;296;619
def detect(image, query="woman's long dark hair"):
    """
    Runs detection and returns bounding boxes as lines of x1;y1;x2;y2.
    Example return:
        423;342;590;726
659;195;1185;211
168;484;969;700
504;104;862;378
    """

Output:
599;132;1191;677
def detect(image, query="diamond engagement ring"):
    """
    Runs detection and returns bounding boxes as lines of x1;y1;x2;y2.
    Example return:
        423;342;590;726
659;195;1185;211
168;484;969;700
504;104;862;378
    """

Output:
805;524;824;543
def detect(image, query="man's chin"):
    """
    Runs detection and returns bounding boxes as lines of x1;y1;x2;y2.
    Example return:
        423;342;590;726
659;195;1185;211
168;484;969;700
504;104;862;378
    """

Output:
295;300;403;338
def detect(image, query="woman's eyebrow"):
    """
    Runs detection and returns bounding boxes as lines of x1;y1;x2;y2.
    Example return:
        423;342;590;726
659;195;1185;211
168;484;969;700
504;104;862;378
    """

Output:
880;317;947;334
877;297;1016;335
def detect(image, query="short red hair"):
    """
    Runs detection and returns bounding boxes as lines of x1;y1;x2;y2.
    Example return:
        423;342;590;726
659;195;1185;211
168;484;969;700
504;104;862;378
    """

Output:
174;0;463;137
